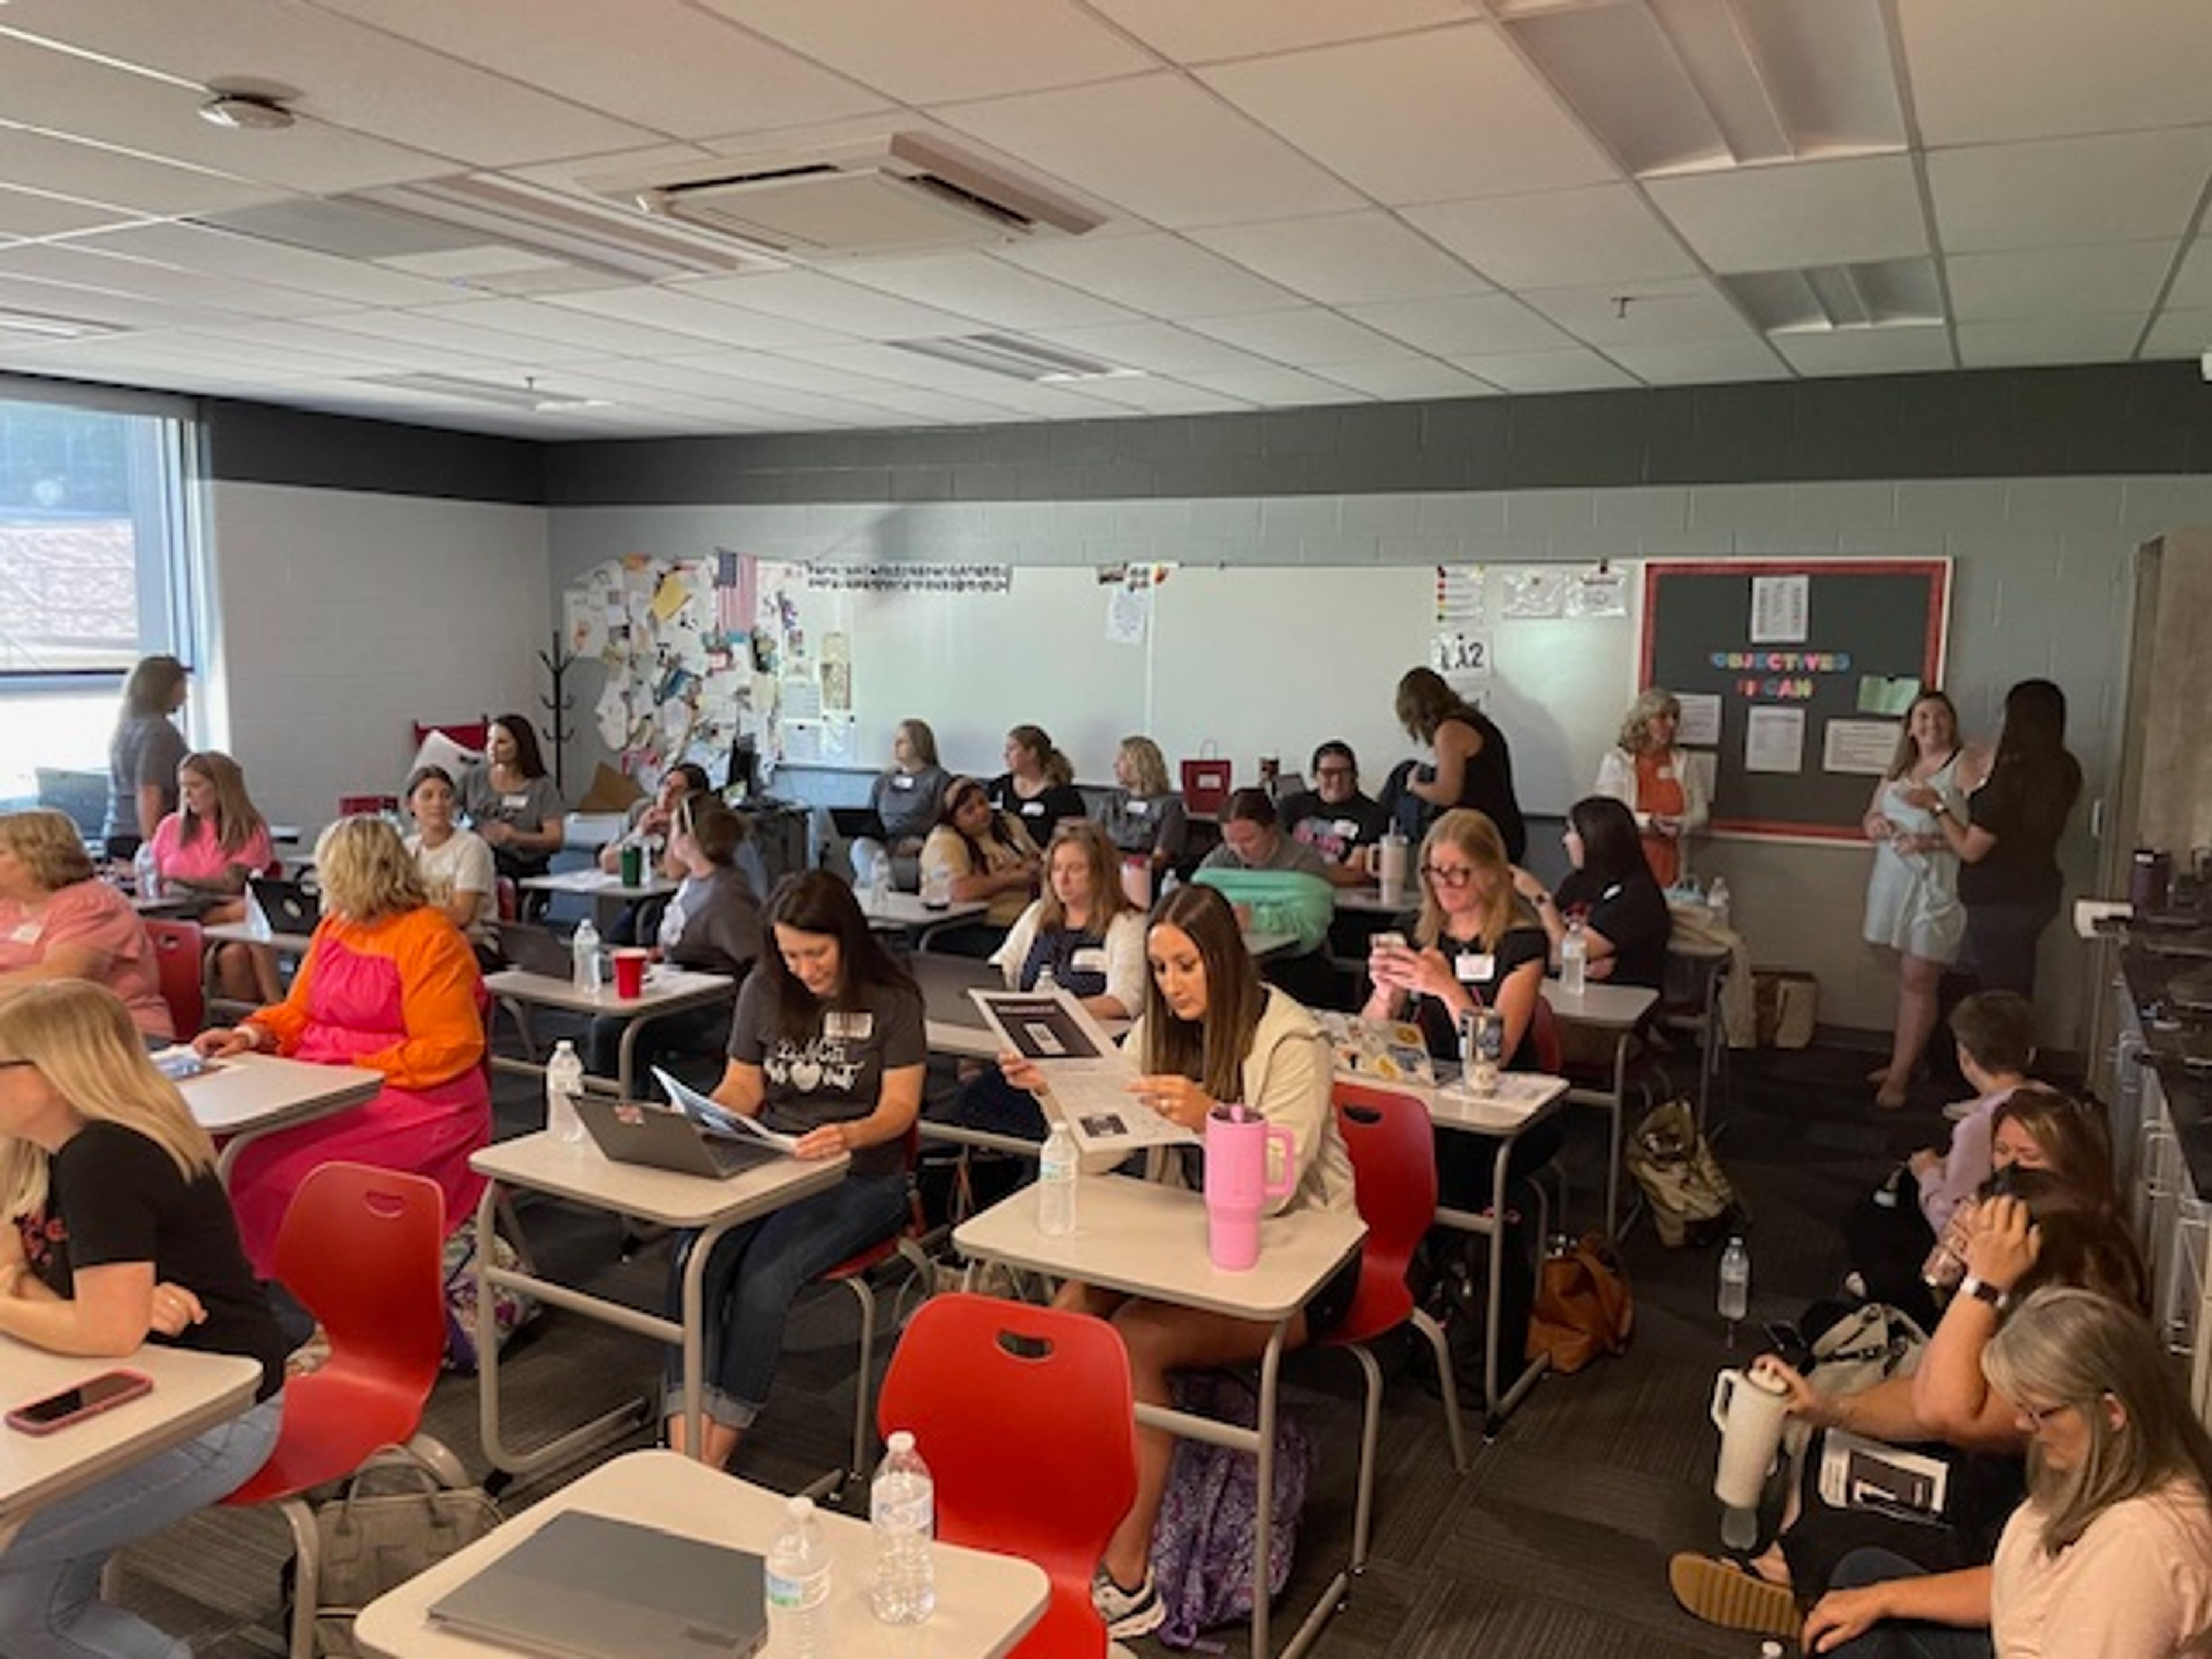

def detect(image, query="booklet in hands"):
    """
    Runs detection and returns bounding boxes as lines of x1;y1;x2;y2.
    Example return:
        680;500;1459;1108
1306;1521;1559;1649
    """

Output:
967;987;1197;1160
653;1066;802;1154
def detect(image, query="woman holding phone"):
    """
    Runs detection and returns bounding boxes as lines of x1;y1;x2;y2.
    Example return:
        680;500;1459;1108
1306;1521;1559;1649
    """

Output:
0;980;287;1659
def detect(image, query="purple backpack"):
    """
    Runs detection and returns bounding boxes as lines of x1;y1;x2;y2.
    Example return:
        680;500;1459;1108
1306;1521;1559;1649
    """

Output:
1146;1371;1314;1648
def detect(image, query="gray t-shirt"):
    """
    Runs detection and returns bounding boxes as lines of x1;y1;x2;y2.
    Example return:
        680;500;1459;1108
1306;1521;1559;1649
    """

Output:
726;970;925;1182
1201;830;1331;878
869;764;946;844
106;713;188;840
458;766;564;839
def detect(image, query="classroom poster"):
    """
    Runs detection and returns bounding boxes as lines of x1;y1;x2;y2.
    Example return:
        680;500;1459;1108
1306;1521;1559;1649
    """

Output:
1744;706;1805;773
1750;574;1810;643
1823;719;1900;775
1674;692;1722;747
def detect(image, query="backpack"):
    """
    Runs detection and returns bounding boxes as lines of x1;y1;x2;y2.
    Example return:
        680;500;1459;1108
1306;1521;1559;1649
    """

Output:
1147;1371;1313;1648
440;1226;538;1373
1623;1099;1744;1248
1525;1232;1634;1373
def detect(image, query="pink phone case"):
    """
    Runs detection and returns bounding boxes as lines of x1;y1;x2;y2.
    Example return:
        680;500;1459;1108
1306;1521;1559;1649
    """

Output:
5;1368;154;1436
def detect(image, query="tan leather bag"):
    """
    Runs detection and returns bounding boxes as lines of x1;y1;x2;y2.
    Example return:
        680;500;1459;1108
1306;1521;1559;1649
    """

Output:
1525;1232;1634;1374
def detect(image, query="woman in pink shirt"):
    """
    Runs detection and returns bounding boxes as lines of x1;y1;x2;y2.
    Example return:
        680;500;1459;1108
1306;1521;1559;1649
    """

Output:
147;751;279;1003
0;809;172;1040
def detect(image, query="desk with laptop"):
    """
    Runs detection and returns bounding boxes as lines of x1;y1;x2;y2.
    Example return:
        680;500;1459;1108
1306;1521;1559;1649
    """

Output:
354;1449;1049;1658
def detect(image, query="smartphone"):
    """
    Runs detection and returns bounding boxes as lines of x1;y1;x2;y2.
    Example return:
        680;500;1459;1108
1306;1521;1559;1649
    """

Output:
6;1369;154;1435
1763;1320;1813;1372
1372;931;1408;954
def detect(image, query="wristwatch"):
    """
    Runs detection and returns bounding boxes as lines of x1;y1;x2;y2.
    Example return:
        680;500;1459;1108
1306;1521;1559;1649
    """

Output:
1958;1273;2009;1311
1929;798;1951;819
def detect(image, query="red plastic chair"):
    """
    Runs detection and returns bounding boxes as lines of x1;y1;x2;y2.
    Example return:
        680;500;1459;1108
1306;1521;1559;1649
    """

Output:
222;1162;458;1659
335;794;398;819
877;1294;1136;1659
142;916;205;1038
1325;1081;1470;1570
414;719;490;753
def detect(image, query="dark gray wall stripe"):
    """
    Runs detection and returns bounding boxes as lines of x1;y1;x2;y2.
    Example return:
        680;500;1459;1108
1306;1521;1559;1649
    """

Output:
202;398;546;504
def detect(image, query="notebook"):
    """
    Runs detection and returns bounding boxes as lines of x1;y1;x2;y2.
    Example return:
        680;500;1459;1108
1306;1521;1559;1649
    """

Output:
247;875;320;935
575;1096;782;1180
428;1511;767;1659
494;921;579;980
828;805;887;840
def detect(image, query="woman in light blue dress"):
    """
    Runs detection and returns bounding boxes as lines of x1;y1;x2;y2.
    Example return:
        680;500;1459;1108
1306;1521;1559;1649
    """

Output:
1861;691;1975;1109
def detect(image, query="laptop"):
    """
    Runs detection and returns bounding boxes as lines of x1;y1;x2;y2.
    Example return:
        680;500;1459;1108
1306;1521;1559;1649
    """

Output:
247;874;321;934
429;1511;767;1659
828;805;886;840
576;1096;781;1180
495;921;580;980
910;951;1002;1028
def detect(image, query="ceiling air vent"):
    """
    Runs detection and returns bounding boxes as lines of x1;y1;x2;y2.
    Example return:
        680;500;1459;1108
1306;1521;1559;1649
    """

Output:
603;134;1104;258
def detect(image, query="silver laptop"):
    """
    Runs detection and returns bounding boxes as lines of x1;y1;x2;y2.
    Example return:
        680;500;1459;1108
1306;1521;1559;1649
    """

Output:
575;1096;779;1180
494;921;579;980
429;1511;767;1659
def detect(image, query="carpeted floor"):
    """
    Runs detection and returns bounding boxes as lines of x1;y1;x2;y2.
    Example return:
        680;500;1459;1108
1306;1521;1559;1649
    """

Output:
113;1031;1997;1657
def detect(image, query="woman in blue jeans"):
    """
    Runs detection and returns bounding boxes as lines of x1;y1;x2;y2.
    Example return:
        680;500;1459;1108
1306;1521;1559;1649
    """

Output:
665;871;923;1470
1;980;289;1659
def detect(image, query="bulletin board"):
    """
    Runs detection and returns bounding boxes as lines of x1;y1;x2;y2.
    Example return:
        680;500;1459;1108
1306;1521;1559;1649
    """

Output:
1640;559;1950;841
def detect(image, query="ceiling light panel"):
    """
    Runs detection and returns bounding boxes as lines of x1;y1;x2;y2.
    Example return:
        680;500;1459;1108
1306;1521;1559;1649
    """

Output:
1721;258;1942;333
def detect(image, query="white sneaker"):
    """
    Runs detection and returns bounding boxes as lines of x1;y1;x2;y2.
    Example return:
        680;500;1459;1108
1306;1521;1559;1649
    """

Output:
1092;1566;1166;1640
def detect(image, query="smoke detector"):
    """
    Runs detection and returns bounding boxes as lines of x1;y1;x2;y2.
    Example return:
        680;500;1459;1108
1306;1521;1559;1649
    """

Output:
199;92;294;131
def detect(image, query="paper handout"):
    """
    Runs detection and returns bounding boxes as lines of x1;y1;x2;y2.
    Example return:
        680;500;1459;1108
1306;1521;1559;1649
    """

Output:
654;1066;802;1154
966;988;1196;1158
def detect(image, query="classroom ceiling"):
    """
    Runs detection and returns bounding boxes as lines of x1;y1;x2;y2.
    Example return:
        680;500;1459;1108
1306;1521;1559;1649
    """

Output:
0;0;2208;441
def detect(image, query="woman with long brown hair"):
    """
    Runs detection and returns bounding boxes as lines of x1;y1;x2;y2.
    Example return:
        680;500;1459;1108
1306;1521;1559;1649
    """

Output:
1393;666;1526;861
146;749;281;1002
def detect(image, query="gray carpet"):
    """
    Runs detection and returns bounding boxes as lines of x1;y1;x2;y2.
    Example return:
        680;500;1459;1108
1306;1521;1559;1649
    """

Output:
109;1037;1974;1657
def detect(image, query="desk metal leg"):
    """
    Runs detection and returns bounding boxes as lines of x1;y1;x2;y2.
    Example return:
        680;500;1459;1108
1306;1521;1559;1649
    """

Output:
1434;1131;1552;1438
1604;1033;1628;1238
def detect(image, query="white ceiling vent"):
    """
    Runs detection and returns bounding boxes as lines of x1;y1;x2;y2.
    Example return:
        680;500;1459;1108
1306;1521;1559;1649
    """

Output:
601;134;1105;259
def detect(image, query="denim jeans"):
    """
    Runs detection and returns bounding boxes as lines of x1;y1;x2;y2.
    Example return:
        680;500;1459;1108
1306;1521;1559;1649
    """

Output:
0;1392;283;1659
1818;1549;1995;1659
664;1168;908;1431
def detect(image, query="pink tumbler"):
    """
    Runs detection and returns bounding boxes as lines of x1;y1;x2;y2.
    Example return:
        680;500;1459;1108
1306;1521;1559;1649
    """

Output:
1204;1105;1295;1271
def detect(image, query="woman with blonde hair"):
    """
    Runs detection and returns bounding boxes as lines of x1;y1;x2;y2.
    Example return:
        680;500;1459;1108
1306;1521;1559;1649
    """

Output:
1594;687;1709;888
194;816;488;1275
1392;667;1526;862
0;808;171;1039
1096;734;1187;877
146;749;281;1003
0;980;287;1659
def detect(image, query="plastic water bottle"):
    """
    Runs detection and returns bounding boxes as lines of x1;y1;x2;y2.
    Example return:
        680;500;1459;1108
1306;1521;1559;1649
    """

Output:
1707;878;1732;929
570;916;600;993
1718;1235;1751;1339
1559;917;1588;997
764;1495;831;1656
869;1430;937;1625
544;1040;586;1143
1034;963;1059;998
133;841;161;900
1038;1122;1077;1237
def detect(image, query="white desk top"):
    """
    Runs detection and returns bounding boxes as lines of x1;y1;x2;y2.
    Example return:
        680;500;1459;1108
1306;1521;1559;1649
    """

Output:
482;965;734;1016
0;1337;260;1541
471;1131;846;1229
955;1174;1364;1324
354;1449;1047;1659
204;918;315;954
863;892;990;931
1243;929;1296;960
520;869;679;900
1340;1067;1570;1134
1334;886;1411;915
1540;979;1660;1029
179;1051;382;1137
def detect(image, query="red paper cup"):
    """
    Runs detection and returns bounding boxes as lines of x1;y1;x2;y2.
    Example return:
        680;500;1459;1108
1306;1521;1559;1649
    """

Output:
612;948;648;999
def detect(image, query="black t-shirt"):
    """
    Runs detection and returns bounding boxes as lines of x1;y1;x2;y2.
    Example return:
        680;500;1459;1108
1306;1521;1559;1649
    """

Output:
1556;869;1672;991
986;775;1087;844
1279;790;1389;865
1407;923;1550;1067
727;971;927;1182
1441;713;1527;863
25;1122;287;1399
1960;755;2081;907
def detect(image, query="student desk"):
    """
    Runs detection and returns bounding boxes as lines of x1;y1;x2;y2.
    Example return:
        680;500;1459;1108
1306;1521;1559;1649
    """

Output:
1333;886;1412;915
204;916;315;956
860;889;990;948
1540;979;1660;1237
518;868;678;930
353;1449;1049;1658
1666;935;1732;1130
180;1051;383;1188
953;1175;1365;1658
468;1134;846;1479
0;1336;261;1552
483;965;734;1099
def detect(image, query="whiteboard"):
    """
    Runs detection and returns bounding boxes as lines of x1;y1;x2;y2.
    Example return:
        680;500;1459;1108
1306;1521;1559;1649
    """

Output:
774;563;1641;817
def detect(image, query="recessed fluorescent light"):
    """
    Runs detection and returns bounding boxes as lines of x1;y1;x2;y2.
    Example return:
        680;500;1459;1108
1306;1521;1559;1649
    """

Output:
0;308;119;339
891;332;1142;383
364;372;611;413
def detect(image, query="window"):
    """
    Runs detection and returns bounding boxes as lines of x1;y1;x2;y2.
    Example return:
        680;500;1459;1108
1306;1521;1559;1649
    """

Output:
0;382;201;806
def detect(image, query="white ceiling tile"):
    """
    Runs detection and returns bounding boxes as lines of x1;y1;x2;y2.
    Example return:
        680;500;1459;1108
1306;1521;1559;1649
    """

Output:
1345;294;1577;355
1646;155;1927;272
1954;313;2149;368
1899;0;2212;146
0;243;340;320
0;185;145;241
408;296;734;357
829;252;1135;329
313;0;888;141
935;74;1362;229
0;0;656;169
1085;0;1474;65
1190;212;1489;305
64;222;462;307
1443;348;1638;393
0;271;232;331
696;0;1156;104
1183;308;1415;366
1179;364;1372;406
1314;358;1499;400
1603;338;1790;384
1023;320;1292;376
1520;278;1754;346
662;270;980;339
1771;327;1956;377
1946;241;2175;323
2164;241;2212;315
0;123;283;218
1405;185;1697;289
306;306;615;365
1928;129;2212;255
536;285;856;350
999;233;1305;318
2140;307;2212;361
1200;25;1618;206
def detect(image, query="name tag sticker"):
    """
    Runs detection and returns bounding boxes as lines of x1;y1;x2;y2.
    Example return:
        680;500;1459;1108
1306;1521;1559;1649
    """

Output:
1071;948;1109;974
891;775;913;790
1455;952;1496;983
501;794;531;811
1127;798;1149;816
9;921;41;945
1332;819;1359;841
1020;800;1044;816
824;1010;874;1042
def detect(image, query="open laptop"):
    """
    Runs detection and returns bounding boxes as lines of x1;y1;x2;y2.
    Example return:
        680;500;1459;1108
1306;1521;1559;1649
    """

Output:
247;874;320;935
494;921;579;980
828;805;886;840
575;1096;780;1180
429;1511;767;1659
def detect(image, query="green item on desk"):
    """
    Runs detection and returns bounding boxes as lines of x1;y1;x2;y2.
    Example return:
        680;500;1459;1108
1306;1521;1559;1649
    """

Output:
619;843;644;886
1191;868;1333;956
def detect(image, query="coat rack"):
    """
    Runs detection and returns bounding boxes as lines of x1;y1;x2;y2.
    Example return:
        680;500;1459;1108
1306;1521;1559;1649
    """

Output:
537;632;574;794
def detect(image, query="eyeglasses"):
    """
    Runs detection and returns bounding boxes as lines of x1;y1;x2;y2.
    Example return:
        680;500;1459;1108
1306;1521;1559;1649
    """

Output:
2017;1399;2078;1432
1315;765;1355;779
1421;863;1476;888
0;1058;33;1071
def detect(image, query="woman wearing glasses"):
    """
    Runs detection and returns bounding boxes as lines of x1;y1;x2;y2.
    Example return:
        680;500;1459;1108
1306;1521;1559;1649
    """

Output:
1799;1286;2212;1656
